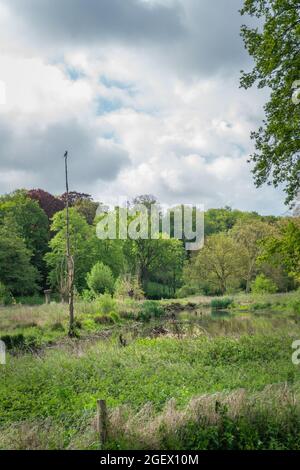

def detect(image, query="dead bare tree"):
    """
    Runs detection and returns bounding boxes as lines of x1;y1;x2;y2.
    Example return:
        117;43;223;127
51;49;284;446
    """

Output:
64;151;75;337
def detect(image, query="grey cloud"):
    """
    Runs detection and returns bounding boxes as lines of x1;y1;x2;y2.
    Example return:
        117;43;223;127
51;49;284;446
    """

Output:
173;0;250;76
0;117;130;193
5;0;250;77
6;0;185;45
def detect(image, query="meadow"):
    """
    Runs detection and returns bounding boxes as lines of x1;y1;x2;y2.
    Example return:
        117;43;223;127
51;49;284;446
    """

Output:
1;291;300;450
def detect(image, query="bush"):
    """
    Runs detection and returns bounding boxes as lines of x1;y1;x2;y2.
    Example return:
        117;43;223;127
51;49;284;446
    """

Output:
251;302;272;311
145;282;172;300
176;285;198;299
86;262;115;295
80;289;95;302
0;282;14;306
94;315;114;325
114;275;144;300
288;299;300;315
50;322;65;332
109;312;121;324
210;298;233;310
138;301;164;322
0;333;40;351
251;274;278;294
16;294;44;305
96;293;117;315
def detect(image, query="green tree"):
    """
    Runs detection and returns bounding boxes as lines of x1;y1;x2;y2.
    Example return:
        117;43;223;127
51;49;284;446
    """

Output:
0;226;38;295
149;238;185;296
240;0;300;205
261;219;300;282
45;208;95;296
0;190;49;282
231;219;274;291
0;281;14;306
251;274;278;294
92;238;125;279
86;262;115;295
188;233;245;295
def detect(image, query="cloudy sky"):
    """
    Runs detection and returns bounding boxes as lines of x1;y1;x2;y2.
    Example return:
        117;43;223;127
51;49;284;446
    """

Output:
0;0;286;214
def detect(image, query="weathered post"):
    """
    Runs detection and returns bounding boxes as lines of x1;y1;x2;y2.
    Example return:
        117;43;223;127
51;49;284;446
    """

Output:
64;151;75;337
43;289;52;304
97;399;108;447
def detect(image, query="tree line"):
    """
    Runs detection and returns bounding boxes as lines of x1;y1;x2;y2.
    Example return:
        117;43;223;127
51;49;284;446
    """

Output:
0;188;299;304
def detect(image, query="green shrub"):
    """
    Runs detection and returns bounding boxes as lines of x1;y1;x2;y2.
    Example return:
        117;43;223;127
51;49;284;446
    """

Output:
210;298;233;310
80;289;95;302
138;301;164;322
86;311;119;327
119;310;137;320
200;282;223;297
0;282;14;306
251;274;277;294
109;312;121;324
94;315;114;325
251;302;272;311
0;333;40;351
16;294;44;305
96;293;117;315
50;322;65;332
144;282;172;300
81;318;97;331
288;299;300;315
86;262;115;295
114;275;144;300
176;285;198;298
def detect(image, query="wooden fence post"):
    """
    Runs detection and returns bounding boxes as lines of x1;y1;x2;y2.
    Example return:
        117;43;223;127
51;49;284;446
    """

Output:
97;399;108;447
43;289;52;304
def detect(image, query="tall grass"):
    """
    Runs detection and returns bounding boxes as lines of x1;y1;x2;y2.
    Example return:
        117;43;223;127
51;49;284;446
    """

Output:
1;385;300;450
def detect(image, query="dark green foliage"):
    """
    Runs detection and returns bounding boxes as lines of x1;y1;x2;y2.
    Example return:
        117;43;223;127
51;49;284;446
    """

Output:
0;226;39;295
145;281;173;300
211;298;233;310
158;407;300;450
138;301;164;322
288;299;300;315
0;282;14;306
204;207;260;235
0;190;49;282
16;295;44;306
50;322;65;332
240;0;300;205
251;302;272;311
0;333;39;351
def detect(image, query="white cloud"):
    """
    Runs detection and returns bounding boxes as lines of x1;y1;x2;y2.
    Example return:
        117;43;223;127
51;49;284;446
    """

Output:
0;0;285;214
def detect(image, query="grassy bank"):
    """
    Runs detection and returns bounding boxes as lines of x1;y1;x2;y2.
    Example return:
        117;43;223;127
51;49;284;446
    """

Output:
0;292;300;449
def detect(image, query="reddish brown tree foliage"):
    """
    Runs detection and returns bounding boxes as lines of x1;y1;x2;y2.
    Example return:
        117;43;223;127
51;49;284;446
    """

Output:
60;191;92;206
27;189;64;219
